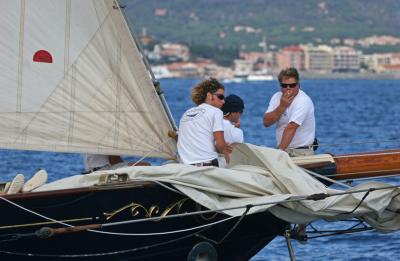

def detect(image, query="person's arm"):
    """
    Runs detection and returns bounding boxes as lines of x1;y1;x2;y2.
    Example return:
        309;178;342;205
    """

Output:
263;93;294;127
109;155;123;165
263;105;286;127
214;131;232;162
214;131;227;153
277;122;299;150
230;127;244;143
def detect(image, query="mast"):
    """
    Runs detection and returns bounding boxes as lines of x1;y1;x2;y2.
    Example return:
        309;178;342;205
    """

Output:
262;35;267;70
115;0;177;131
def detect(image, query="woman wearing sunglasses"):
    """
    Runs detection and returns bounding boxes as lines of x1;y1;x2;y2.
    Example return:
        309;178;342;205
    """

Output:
177;78;231;167
263;67;315;157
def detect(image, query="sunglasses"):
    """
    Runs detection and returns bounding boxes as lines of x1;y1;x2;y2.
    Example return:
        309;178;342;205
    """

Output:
212;93;225;100
280;83;298;88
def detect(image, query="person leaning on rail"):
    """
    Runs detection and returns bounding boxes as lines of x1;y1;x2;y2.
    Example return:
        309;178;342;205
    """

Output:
263;67;316;157
177;77;232;167
82;154;150;174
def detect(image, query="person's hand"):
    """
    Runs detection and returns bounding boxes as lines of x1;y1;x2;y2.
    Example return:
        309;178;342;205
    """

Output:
225;143;233;154
234;118;241;128
280;91;295;108
223;143;233;163
224;152;230;163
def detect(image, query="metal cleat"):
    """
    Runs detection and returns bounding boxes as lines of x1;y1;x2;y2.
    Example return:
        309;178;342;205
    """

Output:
97;173;129;185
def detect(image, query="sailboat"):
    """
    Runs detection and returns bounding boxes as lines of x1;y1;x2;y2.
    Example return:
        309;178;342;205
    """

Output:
0;1;399;261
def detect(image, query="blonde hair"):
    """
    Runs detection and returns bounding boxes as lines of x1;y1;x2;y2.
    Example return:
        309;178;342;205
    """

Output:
278;67;300;83
191;78;224;105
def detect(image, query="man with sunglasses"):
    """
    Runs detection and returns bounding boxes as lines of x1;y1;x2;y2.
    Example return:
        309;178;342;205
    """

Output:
177;78;231;167
263;67;315;156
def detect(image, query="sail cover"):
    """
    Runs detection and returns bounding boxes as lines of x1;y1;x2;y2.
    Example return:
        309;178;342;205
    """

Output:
0;0;176;158
36;144;400;232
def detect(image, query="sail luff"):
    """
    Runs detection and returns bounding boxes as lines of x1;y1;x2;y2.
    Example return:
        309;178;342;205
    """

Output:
17;0;26;114
0;0;177;158
117;1;177;131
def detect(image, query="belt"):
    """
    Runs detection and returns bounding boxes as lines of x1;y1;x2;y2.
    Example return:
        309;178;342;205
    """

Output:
294;145;312;149
190;159;219;167
82;164;110;174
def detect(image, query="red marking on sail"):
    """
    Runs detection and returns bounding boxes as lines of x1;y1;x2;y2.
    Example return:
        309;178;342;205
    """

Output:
33;50;53;63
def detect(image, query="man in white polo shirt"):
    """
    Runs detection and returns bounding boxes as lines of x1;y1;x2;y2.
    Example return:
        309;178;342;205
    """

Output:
263;67;315;156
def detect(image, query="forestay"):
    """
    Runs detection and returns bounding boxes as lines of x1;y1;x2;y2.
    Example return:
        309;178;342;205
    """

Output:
0;0;176;158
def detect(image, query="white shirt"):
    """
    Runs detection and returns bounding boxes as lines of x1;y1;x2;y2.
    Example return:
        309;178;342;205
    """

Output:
83;154;110;171
218;119;244;168
177;103;224;164
223;119;244;143
266;89;315;148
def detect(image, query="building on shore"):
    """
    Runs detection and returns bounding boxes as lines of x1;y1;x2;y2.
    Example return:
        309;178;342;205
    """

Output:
302;45;334;73
276;45;305;70
332;46;362;73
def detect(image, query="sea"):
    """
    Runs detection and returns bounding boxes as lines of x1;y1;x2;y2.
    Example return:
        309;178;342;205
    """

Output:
1;78;400;260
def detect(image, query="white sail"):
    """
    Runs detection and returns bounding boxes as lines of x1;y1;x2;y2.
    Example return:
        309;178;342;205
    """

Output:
0;0;176;158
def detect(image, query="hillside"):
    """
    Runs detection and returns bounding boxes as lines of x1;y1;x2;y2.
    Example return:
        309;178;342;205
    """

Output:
123;0;400;52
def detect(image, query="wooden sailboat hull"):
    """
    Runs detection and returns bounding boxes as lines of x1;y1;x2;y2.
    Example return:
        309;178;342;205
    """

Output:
0;182;287;261
334;150;400;179
302;150;400;181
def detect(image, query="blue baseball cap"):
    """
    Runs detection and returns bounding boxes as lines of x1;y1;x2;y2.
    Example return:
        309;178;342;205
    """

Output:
221;94;244;114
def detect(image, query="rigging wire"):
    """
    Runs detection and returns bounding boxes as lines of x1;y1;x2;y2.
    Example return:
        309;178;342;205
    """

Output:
322;172;400;179
306;220;374;240
324;173;400;181
126;136;175;166
1;183;399;257
302;168;352;189
0;221;216;258
0;205;247;258
87;216;236;236
290;138;400;150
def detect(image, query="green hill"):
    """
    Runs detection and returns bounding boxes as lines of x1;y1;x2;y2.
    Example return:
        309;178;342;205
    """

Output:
123;0;400;51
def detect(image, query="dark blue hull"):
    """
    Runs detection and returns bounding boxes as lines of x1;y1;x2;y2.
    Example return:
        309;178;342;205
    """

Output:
0;182;288;260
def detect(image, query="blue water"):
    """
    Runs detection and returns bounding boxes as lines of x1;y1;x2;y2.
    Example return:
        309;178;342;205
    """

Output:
1;79;400;260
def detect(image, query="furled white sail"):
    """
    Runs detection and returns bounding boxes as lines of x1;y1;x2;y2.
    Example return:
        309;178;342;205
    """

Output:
0;0;176;158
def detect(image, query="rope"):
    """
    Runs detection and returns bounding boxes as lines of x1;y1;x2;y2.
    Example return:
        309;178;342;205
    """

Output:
0;225;213;258
216;205;251;244
0;208;250;258
87;216;236;236
135;179;184;195
342;190;371;215
302;168;352;189
305;220;374;240
0;197;75;228
323;171;400;179
298;138;400;150
1;184;398;233
131;137;175;166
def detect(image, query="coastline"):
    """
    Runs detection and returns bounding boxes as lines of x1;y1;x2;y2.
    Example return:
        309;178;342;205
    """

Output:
278;71;400;80
157;72;400;81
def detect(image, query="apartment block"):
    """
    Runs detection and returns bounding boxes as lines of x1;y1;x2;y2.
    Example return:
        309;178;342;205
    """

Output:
332;46;362;72
302;45;334;73
276;45;305;70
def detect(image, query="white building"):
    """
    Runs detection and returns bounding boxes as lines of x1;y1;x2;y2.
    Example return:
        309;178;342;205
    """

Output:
332;46;362;72
233;59;253;77
150;43;190;62
302;45;333;73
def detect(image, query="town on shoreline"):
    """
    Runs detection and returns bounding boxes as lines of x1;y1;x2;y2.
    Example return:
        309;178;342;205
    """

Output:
139;33;400;81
